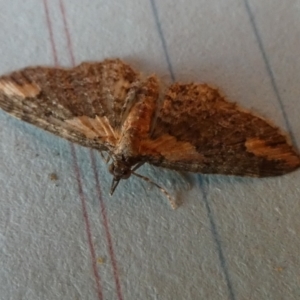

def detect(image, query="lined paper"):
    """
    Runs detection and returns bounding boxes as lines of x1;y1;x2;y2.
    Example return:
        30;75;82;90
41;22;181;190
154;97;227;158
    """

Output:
0;1;299;299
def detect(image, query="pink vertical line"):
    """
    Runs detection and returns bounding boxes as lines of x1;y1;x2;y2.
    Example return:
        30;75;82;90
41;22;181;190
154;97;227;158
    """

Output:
58;1;124;299
42;1;103;299
42;0;59;66
90;150;124;300
58;0;76;66
70;145;104;300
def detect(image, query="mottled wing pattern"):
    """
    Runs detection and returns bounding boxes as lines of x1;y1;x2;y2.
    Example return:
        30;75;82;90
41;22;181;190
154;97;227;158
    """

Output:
141;83;300;176
0;59;140;151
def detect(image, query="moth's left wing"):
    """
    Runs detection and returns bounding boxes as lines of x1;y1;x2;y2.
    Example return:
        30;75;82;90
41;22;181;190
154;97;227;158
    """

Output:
0;59;140;151
139;83;300;177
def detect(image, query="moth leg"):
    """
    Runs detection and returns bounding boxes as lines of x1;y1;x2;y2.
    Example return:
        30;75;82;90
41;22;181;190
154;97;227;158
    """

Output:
105;155;111;164
99;151;111;164
132;172;178;209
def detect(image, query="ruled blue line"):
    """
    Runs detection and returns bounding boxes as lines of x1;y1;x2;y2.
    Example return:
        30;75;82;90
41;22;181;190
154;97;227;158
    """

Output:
243;0;297;147
149;1;236;299
198;176;236;300
149;0;175;81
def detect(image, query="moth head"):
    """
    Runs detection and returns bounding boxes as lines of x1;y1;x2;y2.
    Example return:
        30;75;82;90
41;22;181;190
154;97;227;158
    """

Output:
108;161;132;195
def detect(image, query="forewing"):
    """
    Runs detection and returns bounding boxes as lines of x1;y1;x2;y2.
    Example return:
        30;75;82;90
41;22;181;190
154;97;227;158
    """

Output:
0;59;140;151
140;83;300;176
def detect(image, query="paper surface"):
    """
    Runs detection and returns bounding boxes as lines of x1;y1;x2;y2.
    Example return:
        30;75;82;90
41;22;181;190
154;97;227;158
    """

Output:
0;1;300;299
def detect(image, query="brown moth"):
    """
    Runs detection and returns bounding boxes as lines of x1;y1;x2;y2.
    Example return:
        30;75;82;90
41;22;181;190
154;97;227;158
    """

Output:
0;59;299;208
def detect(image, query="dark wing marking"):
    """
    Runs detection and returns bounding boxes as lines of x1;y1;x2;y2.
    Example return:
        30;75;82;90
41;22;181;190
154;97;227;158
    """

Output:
140;83;300;176
0;59;140;151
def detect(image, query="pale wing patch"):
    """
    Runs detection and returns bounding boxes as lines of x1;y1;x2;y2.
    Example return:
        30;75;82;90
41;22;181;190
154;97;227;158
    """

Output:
140;134;204;162
245;138;300;166
66;116;119;144
0;80;40;98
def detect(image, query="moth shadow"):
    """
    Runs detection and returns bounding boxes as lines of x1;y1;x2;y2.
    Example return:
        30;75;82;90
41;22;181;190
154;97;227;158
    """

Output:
1;114;77;163
194;173;269;200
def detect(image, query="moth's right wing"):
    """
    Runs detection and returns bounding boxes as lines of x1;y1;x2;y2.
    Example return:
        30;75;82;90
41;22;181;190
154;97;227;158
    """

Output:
139;83;300;177
0;59;140;151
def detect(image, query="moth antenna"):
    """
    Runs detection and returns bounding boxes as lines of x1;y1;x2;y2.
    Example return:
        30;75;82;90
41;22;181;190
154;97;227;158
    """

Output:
132;172;178;209
131;161;145;172
110;178;120;195
99;151;106;161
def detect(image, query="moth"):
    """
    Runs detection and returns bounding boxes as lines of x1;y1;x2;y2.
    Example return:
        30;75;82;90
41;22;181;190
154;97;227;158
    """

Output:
0;59;299;208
